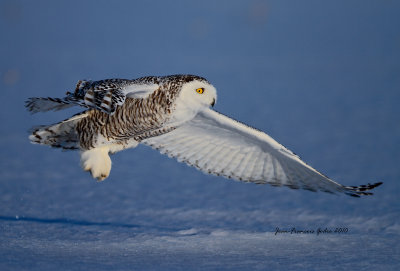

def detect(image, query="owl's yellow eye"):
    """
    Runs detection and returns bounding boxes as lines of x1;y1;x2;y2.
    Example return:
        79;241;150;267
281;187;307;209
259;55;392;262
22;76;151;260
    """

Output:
196;88;204;94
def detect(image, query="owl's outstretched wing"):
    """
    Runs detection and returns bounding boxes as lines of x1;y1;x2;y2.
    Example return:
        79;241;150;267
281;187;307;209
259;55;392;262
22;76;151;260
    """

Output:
26;79;159;115
143;108;382;197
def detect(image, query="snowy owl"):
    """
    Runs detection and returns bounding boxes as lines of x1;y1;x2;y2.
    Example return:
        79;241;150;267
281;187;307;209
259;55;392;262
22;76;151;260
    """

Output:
26;74;382;197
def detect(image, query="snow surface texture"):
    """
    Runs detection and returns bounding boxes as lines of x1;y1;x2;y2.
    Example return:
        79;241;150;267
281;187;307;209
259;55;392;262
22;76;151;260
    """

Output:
1;0;399;270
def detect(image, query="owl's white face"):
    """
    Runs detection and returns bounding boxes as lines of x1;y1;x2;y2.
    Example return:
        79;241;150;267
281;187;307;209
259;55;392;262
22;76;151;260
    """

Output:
179;80;217;110
170;79;217;125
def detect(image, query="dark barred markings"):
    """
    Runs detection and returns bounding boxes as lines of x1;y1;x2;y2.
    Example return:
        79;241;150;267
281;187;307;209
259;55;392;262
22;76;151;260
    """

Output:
85;97;94;104
30;120;80;150
133;74;209;86
76;87;179;150
26;74;207;115
25;97;75;113
75;81;128;114
134;127;176;141
73;75;207;114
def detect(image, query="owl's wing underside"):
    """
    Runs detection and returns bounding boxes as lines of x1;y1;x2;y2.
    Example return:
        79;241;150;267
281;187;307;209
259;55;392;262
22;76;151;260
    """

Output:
26;79;159;115
143;108;382;197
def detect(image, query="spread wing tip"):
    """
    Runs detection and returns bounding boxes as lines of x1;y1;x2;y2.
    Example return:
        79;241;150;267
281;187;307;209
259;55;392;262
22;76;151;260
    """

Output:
25;97;74;114
343;181;383;197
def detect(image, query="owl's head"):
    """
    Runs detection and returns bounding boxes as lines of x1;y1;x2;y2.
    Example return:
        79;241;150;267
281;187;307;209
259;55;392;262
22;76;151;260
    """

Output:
177;76;217;111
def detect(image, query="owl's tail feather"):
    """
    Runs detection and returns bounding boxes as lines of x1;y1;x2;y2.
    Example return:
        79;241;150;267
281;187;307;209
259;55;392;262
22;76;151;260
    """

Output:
25;97;75;114
29;112;88;150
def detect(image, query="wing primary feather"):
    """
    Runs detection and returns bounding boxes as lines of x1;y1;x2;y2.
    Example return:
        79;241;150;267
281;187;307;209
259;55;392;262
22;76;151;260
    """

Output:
274;156;300;190
257;153;269;185
250;151;267;183
214;148;242;178
251;153;267;184
204;146;234;175
241;151;259;181
228;151;248;180
234;152;255;181
193;143;220;170
200;145;226;173
246;149;264;181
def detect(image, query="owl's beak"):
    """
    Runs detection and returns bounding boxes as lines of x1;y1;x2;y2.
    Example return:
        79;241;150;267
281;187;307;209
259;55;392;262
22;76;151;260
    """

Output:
211;98;216;107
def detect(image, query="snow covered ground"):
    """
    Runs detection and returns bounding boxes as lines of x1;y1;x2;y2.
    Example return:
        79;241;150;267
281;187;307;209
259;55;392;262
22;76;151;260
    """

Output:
1;0;399;270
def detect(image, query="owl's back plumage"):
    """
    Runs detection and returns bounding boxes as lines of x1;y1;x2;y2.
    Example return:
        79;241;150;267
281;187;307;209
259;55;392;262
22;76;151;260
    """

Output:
26;74;382;196
27;75;207;149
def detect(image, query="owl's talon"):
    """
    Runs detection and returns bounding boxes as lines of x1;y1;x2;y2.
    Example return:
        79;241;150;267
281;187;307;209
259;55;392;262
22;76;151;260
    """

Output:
96;174;108;182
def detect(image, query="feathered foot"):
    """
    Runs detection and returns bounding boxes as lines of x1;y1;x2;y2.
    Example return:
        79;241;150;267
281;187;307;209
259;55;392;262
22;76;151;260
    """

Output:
80;147;112;181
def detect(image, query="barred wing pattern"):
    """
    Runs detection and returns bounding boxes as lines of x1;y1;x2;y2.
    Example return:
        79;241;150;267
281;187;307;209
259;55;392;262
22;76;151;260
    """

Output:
143;108;381;197
26;79;159;115
71;79;160;114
